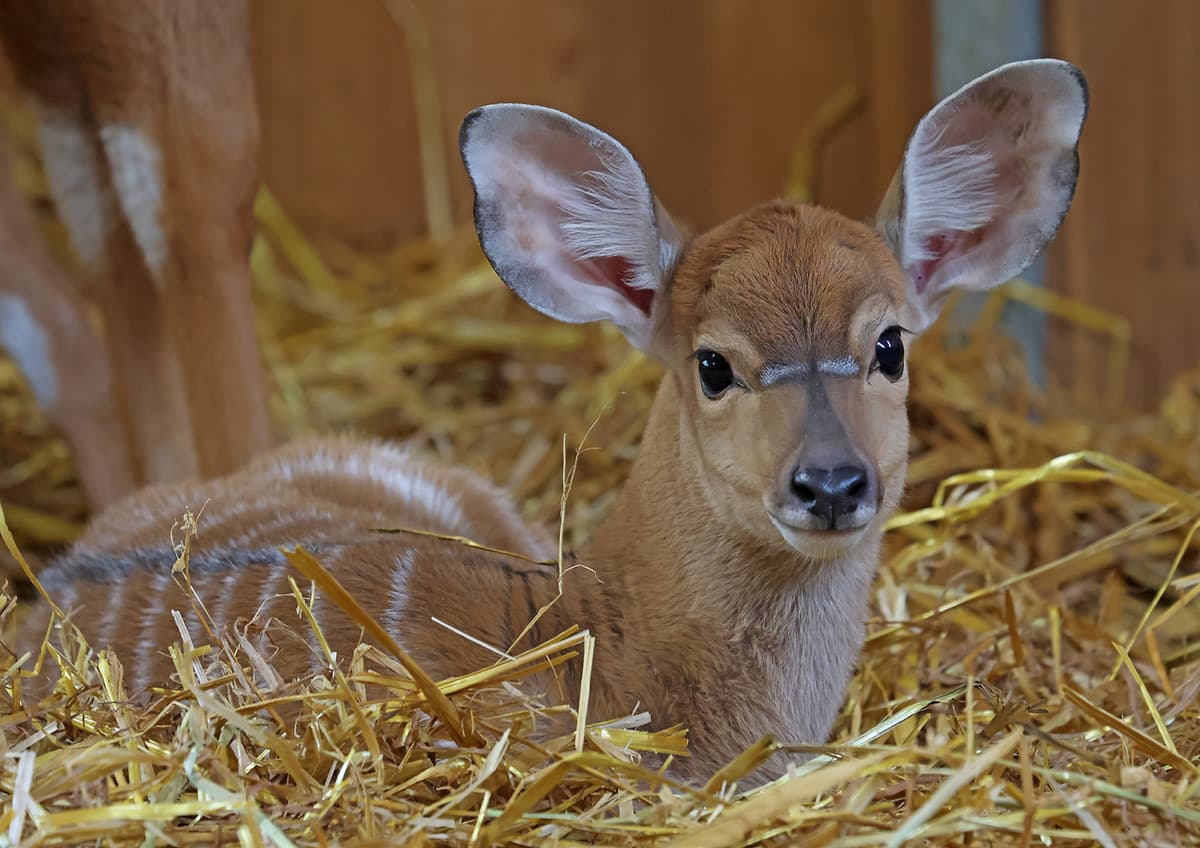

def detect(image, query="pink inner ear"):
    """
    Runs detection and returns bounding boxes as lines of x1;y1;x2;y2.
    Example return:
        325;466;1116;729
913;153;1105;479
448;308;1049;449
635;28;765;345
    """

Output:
911;229;987;294
589;256;654;315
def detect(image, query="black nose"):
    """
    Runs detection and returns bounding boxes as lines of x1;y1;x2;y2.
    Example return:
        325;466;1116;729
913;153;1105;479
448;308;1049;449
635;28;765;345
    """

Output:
791;465;870;530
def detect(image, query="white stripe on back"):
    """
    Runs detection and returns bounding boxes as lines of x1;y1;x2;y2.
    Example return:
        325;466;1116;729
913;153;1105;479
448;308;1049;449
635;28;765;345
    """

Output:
98;576;128;649
208;568;241;635
307;590;326;677
133;568;172;688
383;550;415;635
255;564;285;622
282;447;471;535
53;580;78;617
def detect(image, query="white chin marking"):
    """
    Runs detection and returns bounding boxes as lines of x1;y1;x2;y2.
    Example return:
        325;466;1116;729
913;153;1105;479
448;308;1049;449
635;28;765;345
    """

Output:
770;515;869;558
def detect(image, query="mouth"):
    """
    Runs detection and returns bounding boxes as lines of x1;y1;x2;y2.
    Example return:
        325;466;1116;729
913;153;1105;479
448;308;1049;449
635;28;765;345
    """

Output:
767;513;873;556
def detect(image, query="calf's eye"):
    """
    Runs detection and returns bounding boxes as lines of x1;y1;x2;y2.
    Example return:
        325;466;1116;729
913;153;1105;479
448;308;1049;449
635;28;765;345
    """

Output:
873;326;905;381
697;349;734;398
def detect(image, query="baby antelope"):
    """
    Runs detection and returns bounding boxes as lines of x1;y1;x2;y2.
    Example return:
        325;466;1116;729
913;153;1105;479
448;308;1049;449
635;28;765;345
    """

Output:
10;60;1086;782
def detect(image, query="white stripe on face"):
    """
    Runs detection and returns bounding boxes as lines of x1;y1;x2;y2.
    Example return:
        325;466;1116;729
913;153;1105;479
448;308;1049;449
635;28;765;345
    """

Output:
759;356;862;386
816;356;861;377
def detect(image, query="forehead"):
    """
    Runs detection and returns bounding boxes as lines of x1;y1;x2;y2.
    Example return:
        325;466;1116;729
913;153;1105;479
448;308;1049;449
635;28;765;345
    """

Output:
671;202;907;363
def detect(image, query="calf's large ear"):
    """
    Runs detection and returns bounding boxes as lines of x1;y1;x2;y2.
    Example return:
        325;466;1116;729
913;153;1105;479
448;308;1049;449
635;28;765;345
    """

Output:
876;59;1088;331
460;104;685;352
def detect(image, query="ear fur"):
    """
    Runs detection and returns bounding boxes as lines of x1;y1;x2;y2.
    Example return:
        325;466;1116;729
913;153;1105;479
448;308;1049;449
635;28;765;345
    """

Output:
460;104;684;350
877;59;1088;330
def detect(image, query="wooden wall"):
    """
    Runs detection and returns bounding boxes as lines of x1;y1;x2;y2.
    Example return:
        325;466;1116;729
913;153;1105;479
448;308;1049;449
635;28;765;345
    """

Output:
1047;0;1200;408
8;3;1195;409
250;0;933;250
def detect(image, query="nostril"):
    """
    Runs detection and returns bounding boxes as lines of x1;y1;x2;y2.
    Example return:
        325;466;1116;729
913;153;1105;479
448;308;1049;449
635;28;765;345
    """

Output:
830;466;869;503
792;480;817;505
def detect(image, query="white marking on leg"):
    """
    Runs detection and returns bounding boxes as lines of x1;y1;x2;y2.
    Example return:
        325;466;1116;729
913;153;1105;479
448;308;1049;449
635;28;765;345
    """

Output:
37;110;116;268
134;568;172;687
98;124;167;279
382;550;414;635
0;296;58;408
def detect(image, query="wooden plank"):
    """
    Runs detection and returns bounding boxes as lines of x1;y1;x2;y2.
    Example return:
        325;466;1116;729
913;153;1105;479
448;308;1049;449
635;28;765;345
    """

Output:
250;0;932;247
864;0;935;214
251;0;421;250
1046;0;1200;409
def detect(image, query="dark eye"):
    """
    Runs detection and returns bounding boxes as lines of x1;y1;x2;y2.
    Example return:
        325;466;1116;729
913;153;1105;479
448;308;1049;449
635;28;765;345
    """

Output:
873;326;905;381
697;349;734;398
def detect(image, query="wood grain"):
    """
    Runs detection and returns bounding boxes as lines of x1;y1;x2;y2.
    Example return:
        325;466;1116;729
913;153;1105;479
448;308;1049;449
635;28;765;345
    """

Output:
250;0;933;248
1046;0;1200;408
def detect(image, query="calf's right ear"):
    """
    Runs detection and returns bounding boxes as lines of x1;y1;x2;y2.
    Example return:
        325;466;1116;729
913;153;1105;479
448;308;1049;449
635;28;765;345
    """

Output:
460;104;685;352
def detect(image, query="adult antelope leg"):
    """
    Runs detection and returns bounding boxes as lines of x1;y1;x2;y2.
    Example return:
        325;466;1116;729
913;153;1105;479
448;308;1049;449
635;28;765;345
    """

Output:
0;0;201;487
55;0;274;478
0;126;137;505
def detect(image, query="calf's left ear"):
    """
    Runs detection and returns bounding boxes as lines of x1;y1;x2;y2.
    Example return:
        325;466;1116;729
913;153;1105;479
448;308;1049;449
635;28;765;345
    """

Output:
876;59;1088;332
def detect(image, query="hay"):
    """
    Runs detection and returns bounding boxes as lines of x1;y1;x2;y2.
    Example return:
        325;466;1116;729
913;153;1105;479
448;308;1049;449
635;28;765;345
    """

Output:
1;91;1199;847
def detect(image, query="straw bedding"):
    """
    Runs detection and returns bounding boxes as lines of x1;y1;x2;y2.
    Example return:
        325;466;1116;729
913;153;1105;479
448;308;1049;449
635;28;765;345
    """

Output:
1;92;1199;847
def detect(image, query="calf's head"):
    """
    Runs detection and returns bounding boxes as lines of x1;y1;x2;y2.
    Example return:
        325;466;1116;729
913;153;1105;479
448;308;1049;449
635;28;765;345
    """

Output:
461;60;1087;562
